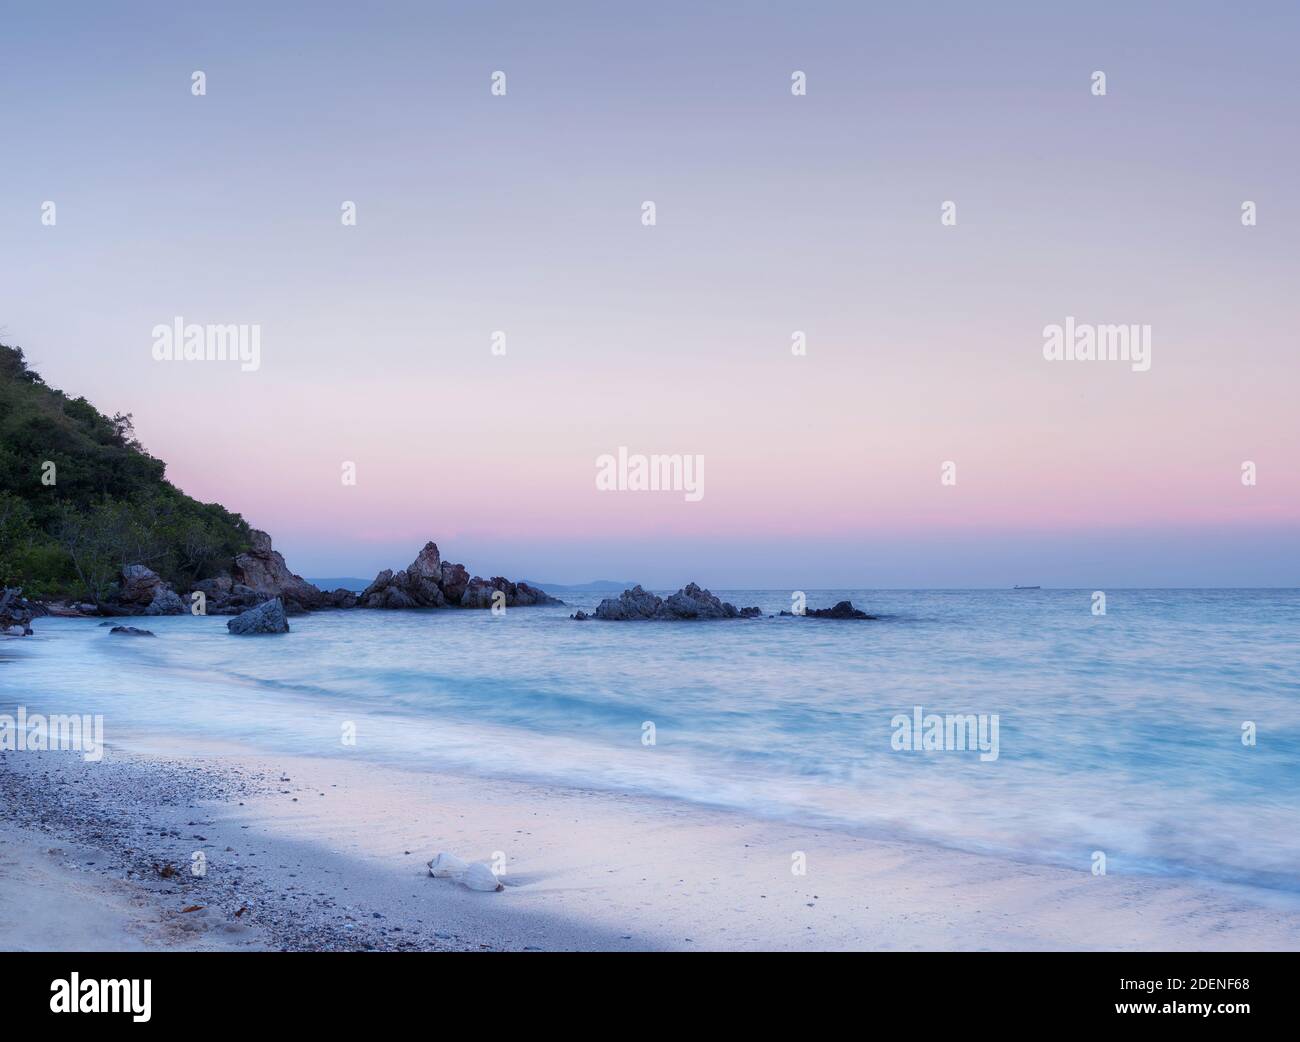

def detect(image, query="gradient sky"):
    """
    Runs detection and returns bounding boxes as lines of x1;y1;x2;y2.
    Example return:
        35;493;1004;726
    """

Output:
1;1;1296;586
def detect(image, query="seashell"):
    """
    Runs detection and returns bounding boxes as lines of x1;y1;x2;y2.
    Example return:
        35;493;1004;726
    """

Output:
462;861;504;892
427;852;469;879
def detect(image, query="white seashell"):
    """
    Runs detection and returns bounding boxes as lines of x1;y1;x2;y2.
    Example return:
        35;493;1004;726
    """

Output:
462;861;503;892
427;852;469;879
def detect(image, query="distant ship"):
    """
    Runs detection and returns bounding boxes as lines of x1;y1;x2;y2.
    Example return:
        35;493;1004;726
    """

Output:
1013;585;1041;590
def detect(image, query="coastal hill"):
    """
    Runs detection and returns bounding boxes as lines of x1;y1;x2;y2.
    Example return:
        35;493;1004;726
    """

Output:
0;342;252;599
0;341;555;622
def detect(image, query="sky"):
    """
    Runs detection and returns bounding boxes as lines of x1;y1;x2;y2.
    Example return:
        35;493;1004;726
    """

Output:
1;1;1296;587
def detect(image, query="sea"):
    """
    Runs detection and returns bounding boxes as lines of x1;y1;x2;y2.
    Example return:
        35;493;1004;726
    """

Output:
4;588;1298;894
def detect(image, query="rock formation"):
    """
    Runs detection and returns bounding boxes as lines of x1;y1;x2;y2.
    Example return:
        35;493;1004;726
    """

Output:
358;542;559;610
114;564;186;616
0;588;35;636
780;600;877;620
573;583;761;621
231;530;330;611
187;530;355;615
226;597;290;635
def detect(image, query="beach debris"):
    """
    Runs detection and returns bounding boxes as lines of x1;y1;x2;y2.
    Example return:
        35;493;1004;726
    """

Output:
427;852;470;879
226;597;290;635
427;852;504;892
462;862;505;892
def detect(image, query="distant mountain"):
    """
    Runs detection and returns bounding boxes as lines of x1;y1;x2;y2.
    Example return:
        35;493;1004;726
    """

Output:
307;577;372;593
523;579;637;593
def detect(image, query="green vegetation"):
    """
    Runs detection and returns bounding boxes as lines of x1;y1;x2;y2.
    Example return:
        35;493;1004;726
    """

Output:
0;343;252;599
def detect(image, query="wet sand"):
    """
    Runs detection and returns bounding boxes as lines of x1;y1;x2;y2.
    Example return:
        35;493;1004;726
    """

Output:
3;743;1299;951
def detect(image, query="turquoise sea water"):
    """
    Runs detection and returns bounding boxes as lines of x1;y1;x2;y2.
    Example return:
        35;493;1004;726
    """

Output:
3;589;1298;893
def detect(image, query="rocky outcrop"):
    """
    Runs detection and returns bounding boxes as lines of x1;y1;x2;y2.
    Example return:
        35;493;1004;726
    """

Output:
226;597;290;635
186;530;357;615
1;588;35;636
780;600;877;620
359;543;444;608
112;565;185;616
461;576;555;609
322;588;357;609
359;542;559;610
573;583;761;621
439;562;469;604
230;530;326;612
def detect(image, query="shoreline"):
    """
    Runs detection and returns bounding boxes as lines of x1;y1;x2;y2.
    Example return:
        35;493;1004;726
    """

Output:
4;742;1299;951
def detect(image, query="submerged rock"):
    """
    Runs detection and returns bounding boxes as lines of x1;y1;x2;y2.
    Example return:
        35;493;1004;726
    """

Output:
109;625;156;637
579;583;761;621
226;597;290;635
780;600;878;620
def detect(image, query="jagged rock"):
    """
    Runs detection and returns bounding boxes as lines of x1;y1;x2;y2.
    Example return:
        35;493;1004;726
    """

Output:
144;586;185;616
193;575;233;596
1;588;35;636
780;600;877;620
439;562;469;604
188;574;261;615
585;583;760;621
359;569;393;605
359;545;447;608
226;597;290;635
231;530;325;611
323;588;357;609
460;576;502;609
359;542;560;610
118;564;160;602
511;582;554;607
111;564;184;616
109;626;155;637
410;542;442;580
590;584;662;620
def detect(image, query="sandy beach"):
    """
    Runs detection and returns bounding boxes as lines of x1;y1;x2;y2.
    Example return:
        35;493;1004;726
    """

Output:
4;741;1298;952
